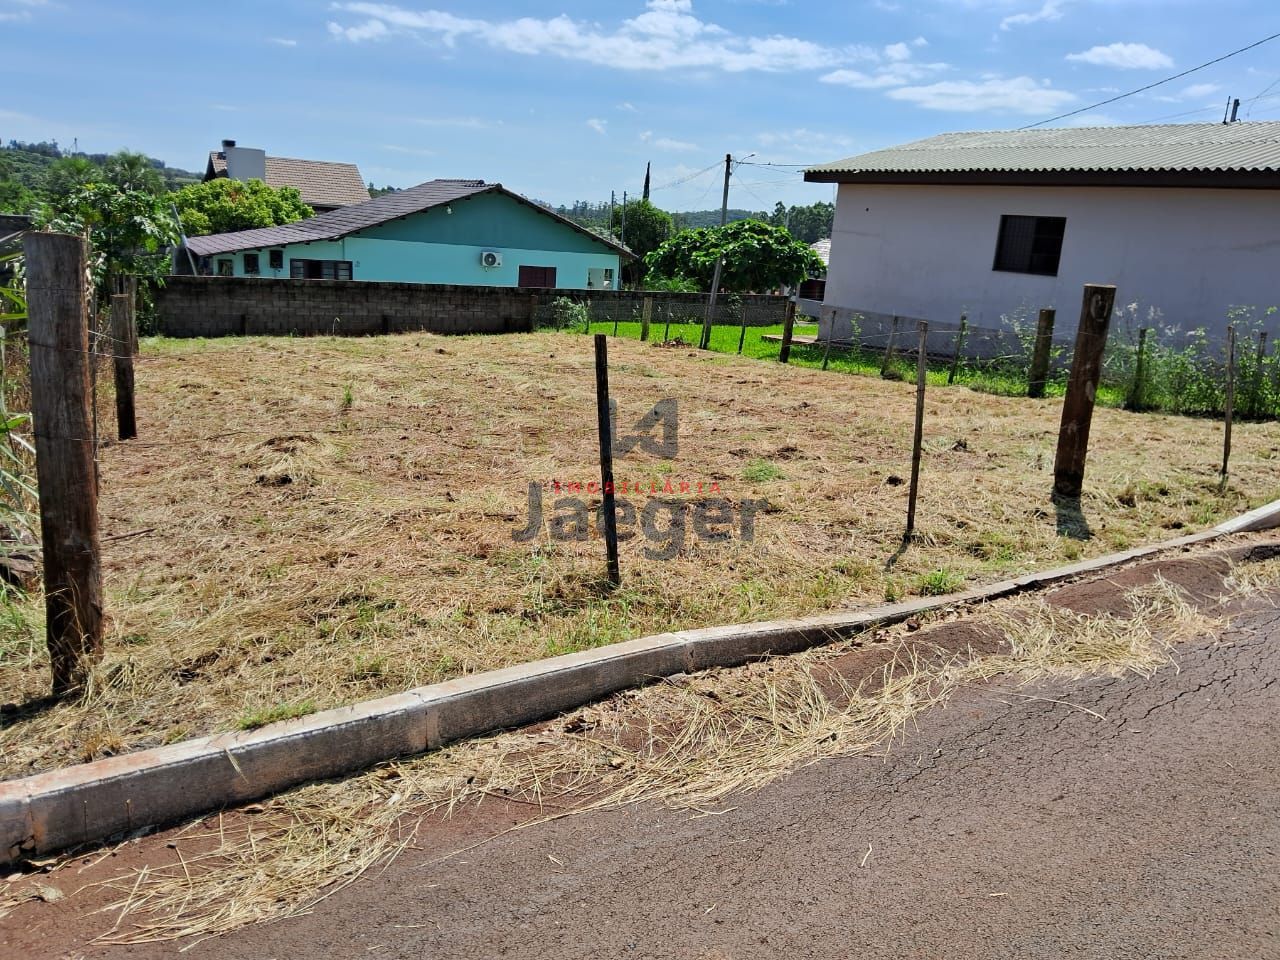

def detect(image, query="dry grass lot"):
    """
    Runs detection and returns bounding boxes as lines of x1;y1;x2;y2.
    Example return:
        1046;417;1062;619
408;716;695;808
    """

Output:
1;331;1277;777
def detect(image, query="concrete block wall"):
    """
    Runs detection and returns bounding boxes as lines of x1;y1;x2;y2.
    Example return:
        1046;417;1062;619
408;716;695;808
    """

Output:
157;278;791;338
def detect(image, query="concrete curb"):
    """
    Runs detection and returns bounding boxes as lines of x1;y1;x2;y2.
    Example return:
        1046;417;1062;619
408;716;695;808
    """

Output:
3;503;1279;864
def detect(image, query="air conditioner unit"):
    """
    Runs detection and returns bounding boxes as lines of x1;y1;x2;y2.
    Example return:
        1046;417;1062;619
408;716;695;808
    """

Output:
480;250;502;268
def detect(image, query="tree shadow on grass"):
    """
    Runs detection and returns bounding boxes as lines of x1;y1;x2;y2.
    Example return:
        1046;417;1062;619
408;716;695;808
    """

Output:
1053;494;1094;542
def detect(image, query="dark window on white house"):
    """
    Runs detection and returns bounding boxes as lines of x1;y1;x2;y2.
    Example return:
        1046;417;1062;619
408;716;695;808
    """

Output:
216;259;234;277
290;258;353;280
244;253;260;275
268;249;284;270
993;215;1066;276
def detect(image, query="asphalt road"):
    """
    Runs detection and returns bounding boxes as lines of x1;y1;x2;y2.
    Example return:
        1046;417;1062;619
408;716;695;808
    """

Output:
99;602;1280;960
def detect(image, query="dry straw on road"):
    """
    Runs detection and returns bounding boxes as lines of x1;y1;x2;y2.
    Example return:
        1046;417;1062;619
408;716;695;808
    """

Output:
91;575;1229;947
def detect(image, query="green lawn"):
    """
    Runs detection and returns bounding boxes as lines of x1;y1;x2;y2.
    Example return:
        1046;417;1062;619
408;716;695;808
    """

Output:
585;320;1125;405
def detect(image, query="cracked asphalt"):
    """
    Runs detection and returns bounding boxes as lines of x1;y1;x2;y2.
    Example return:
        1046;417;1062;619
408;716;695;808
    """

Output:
93;601;1280;960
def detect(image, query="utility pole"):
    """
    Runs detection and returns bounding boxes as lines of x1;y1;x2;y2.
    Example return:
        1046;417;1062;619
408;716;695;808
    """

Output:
610;191;616;240
620;190;627;250
701;154;734;349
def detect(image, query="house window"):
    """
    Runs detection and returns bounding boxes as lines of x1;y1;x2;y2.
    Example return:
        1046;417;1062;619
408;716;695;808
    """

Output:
268;250;284;270
216;259;234;277
243;253;260;275
518;265;557;289
993;215;1066;276
289;258;353;280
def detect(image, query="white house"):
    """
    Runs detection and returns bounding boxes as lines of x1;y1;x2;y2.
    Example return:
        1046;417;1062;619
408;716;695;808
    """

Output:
804;122;1280;347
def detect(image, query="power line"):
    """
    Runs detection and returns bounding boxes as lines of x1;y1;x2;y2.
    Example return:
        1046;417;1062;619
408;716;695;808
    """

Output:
649;160;723;193
1246;74;1280;119
1020;30;1280;130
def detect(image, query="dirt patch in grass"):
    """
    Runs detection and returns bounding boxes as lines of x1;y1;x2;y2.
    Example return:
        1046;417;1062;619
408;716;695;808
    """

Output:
0;331;1277;778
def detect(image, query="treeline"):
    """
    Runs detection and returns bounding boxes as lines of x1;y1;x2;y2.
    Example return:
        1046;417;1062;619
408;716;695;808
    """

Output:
553;199;834;245
0;141;204;214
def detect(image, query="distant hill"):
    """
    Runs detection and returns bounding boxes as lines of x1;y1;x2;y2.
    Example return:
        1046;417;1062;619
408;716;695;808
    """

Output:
670;208;765;230
0;141;205;192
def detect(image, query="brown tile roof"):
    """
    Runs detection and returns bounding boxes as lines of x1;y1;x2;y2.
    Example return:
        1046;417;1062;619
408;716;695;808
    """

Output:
185;180;633;259
207;151;370;209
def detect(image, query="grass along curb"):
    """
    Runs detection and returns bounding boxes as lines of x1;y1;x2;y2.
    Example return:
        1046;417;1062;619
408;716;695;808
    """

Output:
3;503;1279;866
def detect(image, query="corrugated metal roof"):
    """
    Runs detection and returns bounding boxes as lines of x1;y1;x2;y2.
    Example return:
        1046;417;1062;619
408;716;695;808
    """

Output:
806;122;1280;176
185;180;632;259
207;151;371;209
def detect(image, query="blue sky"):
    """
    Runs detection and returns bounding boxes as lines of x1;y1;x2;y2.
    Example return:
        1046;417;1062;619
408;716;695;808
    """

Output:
3;0;1279;210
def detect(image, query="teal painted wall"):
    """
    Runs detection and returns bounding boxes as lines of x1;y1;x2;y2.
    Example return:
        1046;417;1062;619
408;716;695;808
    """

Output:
212;189;621;289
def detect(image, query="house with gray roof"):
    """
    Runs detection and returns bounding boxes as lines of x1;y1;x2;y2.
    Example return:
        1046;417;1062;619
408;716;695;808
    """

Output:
804;122;1280;341
204;140;369;212
176;178;629;291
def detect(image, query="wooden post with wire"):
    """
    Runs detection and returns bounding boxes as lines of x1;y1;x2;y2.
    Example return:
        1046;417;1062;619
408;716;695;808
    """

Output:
880;315;899;378
110;293;137;441
1222;324;1236;485
904;320;929;541
736;301;749;354
1053;284;1117;500
948;314;967;385
778;298;797;364
594;334;621;586
24;231;104;695
1126;327;1150;411
640;296;652;342
1028;308;1055;398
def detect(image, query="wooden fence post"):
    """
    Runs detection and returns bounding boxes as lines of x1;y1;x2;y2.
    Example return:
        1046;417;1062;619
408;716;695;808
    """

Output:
1125;327;1149;411
736;301;749;354
110;293;137;441
125;276;139;354
25;232;104;695
905;320;929;540
880;315;899;378
778;299;797;364
1028;307;1055;398
1222;325;1236;483
594;335;621;586
701;258;724;350
1053;284;1117;500
947;315;967;385
640;296;652;342
662;304;671;344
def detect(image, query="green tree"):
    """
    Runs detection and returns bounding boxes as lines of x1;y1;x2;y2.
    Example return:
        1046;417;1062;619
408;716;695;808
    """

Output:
609;198;673;284
0;155;35;214
37;182;179;287
172;178;313;236
42;156;102;197
103;150;164;194
644;219;824;293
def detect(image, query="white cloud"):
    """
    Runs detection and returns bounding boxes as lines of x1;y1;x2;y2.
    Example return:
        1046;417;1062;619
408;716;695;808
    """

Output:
912;36;928;47
1000;0;1067;31
587;117;608;134
819;37;947;90
327;1;860;72
1065;42;1173;70
886;75;1075;114
653;136;699;151
1182;82;1221;99
618;101;638;112
327;18;389;42
270;37;299;47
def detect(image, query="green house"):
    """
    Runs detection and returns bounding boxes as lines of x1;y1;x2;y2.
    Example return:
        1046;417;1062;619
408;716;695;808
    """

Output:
178;179;628;291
